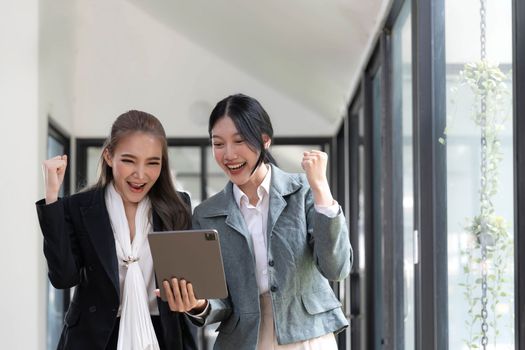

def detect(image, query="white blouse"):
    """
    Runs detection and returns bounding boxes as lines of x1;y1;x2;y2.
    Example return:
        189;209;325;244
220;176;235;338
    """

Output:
232;166;339;295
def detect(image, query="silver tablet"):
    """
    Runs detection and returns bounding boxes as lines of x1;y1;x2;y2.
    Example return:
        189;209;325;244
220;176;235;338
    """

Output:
148;229;228;301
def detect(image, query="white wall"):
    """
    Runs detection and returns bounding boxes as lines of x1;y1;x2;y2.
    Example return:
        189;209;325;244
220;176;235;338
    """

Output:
0;0;75;347
39;0;76;133
0;1;45;349
38;1;77;346
73;0;333;138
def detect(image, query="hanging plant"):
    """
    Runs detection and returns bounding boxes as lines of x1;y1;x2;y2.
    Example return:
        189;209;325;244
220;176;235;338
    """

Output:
450;60;513;349
440;1;514;348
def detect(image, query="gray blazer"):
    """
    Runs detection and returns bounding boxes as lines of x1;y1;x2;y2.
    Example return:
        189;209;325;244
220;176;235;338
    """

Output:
192;164;352;350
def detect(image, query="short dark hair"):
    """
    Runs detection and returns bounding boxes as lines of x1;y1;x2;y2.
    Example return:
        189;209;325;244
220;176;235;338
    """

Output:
209;93;277;170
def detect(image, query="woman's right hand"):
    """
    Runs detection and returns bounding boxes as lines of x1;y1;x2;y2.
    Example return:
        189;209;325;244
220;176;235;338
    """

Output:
42;155;68;204
161;278;208;314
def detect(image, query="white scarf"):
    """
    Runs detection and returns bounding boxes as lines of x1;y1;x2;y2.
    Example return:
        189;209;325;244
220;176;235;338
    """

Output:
105;183;160;350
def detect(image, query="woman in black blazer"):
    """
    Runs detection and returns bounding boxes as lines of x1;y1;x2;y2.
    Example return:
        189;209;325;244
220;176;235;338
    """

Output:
36;111;198;350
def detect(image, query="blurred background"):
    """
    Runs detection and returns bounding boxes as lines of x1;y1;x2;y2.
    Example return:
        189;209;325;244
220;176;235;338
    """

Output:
0;0;388;348
1;0;523;349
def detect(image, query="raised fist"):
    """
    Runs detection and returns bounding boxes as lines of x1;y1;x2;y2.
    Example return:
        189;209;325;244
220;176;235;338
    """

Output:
42;155;68;204
301;150;328;189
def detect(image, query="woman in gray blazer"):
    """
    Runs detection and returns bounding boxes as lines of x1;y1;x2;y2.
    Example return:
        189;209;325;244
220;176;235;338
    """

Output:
162;94;352;350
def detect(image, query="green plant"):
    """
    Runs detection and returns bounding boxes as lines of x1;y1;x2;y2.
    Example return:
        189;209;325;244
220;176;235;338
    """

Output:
460;214;512;348
450;61;513;349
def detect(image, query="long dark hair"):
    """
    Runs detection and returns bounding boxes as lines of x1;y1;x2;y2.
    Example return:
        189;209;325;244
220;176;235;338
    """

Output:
96;110;190;230
208;93;277;171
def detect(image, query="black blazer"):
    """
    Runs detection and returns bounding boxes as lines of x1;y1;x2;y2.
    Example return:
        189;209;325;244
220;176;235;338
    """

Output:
36;188;198;350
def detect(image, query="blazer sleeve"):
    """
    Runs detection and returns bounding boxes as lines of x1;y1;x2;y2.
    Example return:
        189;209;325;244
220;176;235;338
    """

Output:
36;198;82;289
180;313;199;350
305;187;353;281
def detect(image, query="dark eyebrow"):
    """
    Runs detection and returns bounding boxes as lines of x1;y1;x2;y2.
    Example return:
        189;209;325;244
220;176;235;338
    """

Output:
211;133;242;139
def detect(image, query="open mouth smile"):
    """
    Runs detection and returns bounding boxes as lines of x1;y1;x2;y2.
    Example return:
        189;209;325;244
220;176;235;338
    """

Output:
128;182;147;192
226;162;246;171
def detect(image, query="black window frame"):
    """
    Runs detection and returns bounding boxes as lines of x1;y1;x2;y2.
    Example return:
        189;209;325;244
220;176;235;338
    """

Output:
347;88;365;350
333;115;351;350
412;0;448;349
513;0;525;347
340;0;522;349
363;39;387;350
385;1;417;348
46;119;71;349
48;120;71;197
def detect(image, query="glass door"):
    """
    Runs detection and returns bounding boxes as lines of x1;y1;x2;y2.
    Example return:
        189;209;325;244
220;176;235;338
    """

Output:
444;0;515;349
392;1;415;349
363;56;385;349
46;123;70;350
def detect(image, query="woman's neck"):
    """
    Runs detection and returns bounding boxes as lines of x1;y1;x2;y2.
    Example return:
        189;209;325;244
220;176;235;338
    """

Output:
239;163;269;205
123;201;138;242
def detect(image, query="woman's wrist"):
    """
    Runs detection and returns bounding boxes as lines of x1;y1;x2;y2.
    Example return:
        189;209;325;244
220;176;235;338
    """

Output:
45;193;59;205
189;299;208;315
311;182;333;207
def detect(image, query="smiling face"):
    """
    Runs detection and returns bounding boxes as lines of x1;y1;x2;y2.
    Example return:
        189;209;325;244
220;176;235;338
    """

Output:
103;132;163;207
211;116;270;196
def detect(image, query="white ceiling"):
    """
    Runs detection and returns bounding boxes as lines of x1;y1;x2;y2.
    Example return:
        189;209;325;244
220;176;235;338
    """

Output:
128;0;391;130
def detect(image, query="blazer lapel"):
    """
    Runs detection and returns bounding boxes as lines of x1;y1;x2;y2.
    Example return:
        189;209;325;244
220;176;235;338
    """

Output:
225;209;249;240
80;189;120;297
152;210;162;231
202;184;254;253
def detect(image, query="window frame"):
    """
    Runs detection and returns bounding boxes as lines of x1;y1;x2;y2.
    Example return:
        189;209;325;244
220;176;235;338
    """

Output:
363;39;388;349
383;0;415;347
46;119;71;349
347;89;366;349
513;0;525;347
411;0;448;349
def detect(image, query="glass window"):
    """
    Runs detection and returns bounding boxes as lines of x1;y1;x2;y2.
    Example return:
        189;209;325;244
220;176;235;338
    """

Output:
271;145;322;173
168;146;202;206
392;1;415;349
358;112;366;273
371;65;384;350
86;146;102;187
445;1;514;348
206;146;229;198
46;132;68;350
353;106;367;350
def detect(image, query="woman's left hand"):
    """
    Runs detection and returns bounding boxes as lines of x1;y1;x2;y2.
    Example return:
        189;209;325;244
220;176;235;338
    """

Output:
301;150;334;206
301;150;328;187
